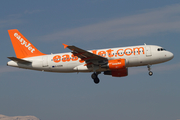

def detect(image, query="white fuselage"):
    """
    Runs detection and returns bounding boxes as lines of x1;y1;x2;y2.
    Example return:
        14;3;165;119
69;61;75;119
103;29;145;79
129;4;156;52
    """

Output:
7;45;174;73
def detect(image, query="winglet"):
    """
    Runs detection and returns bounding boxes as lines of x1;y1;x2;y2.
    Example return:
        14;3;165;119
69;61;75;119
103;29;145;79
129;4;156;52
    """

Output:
62;43;68;49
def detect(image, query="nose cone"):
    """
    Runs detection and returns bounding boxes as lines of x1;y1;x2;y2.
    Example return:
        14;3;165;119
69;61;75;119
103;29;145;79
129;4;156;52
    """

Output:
169;52;174;60
166;51;174;61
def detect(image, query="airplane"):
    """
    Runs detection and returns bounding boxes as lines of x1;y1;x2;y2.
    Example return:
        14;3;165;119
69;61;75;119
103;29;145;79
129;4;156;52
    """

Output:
7;29;174;84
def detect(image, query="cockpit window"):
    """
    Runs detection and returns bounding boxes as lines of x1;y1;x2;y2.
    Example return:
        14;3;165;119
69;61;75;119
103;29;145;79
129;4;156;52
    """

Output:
157;48;166;51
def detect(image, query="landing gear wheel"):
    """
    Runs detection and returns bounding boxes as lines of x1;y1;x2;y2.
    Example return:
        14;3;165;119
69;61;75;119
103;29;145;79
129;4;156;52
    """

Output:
91;73;100;84
94;78;100;84
147;65;153;76
91;73;97;79
149;71;153;76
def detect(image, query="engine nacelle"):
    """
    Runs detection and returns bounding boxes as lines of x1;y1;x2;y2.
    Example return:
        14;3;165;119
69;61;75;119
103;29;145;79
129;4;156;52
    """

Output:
102;59;127;77
104;68;128;77
103;59;126;70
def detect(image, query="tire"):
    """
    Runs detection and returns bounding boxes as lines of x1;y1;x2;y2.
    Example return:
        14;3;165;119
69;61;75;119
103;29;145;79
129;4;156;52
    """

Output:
94;78;100;84
91;73;97;79
91;73;100;84
149;71;153;76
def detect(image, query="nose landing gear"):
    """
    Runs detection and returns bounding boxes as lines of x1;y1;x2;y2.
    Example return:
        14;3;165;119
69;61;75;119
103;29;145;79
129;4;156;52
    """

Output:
147;65;153;76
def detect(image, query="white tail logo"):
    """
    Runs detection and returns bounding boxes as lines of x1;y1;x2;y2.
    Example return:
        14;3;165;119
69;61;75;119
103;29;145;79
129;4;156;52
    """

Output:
14;33;35;53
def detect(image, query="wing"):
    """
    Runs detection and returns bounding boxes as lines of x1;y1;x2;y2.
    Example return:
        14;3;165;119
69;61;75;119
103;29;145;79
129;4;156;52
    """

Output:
62;43;107;63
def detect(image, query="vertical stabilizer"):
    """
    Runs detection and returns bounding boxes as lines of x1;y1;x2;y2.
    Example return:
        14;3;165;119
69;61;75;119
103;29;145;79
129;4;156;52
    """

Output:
8;29;46;58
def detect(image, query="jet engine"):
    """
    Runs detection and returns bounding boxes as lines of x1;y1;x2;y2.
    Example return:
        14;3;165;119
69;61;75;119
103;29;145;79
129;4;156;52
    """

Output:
101;59;126;70
103;59;128;77
104;68;128;77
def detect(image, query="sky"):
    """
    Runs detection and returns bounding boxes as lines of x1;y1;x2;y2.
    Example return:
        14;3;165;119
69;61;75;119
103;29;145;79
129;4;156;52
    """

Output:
0;0;180;120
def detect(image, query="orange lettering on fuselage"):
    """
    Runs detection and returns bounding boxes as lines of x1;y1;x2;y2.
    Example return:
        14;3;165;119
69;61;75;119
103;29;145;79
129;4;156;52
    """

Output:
98;51;106;57
124;48;132;56
71;55;78;61
52;47;145;63
53;55;61;63
79;59;84;63
92;50;97;54
117;49;124;56
62;54;70;62
133;47;144;55
106;49;114;57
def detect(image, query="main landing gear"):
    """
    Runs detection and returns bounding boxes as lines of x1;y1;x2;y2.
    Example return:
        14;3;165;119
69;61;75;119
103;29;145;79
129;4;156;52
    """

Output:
91;72;100;84
147;65;153;76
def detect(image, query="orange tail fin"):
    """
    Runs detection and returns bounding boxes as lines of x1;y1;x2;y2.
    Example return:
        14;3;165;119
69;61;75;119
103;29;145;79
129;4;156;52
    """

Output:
8;29;46;58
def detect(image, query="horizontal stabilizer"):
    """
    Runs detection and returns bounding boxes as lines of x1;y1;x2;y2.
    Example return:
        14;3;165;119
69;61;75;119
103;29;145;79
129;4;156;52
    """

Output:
7;57;32;64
